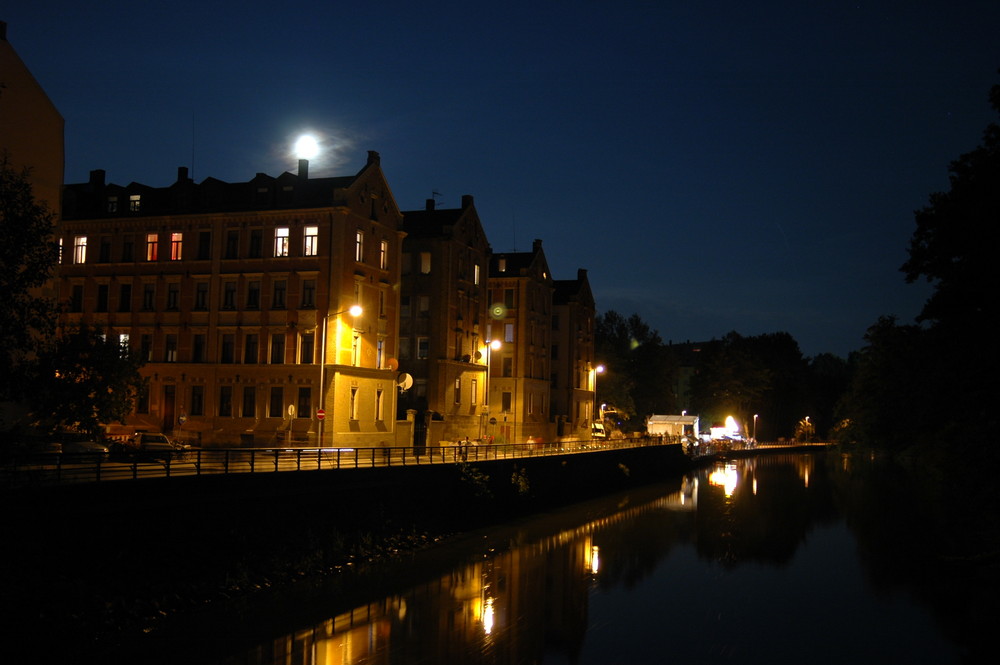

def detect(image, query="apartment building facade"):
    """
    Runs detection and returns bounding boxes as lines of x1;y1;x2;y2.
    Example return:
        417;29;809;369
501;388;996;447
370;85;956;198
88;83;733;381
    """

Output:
398;196;493;445
551;269;598;439
57;152;404;447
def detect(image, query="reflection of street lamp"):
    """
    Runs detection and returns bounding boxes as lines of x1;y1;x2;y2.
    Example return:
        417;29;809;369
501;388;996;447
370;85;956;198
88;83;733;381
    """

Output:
317;305;363;446
481;339;501;438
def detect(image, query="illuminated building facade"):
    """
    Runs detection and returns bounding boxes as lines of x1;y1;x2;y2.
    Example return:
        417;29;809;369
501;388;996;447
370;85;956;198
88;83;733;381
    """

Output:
551;269;597;438
398;196;492;444
57;152;404;447
487;239;555;444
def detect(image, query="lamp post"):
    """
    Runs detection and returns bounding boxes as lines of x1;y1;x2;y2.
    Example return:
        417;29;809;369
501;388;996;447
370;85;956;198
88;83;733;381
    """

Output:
592;364;605;424
753;414;758;443
481;339;501;439
317;304;362;447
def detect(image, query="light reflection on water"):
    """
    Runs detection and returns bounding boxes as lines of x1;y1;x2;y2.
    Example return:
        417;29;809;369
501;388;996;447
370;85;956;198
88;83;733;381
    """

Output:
200;453;970;664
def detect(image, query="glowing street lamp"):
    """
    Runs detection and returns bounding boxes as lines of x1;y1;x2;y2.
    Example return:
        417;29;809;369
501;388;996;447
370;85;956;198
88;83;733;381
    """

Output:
317;305;363;447
593;364;605;423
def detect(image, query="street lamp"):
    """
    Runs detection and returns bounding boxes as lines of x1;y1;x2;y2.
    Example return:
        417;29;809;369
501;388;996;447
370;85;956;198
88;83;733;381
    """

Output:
753;414;758;442
317;305;363;447
593;364;605;421
481;339;501;438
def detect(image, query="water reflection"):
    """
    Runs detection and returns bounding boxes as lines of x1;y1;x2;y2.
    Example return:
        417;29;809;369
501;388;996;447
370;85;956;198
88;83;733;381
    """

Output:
201;453;977;664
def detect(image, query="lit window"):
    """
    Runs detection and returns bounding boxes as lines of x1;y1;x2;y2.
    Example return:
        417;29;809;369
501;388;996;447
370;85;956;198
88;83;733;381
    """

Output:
472;378;478;405
355;229;364;262
274;227;289;257
379;240;388;269
420;251;431;274
474;264;480;285
170;232;183;260
73;236;88;264
505;323;514;343
129;194;141;212
303;226;319;256
145;233;158;261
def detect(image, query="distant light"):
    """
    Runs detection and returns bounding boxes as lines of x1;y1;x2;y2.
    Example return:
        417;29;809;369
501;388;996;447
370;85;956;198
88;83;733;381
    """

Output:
294;134;320;159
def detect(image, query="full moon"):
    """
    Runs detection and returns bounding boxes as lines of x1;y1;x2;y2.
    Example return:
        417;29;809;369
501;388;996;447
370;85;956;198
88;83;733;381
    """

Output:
294;134;320;159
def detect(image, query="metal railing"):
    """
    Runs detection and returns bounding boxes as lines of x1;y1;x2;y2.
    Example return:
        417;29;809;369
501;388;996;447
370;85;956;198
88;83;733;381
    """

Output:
0;437;674;489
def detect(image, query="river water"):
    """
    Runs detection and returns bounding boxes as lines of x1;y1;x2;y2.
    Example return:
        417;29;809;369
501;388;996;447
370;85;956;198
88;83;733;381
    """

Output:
134;451;993;664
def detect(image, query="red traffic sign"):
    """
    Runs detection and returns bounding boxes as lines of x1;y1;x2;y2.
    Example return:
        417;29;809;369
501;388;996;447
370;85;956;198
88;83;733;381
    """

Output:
316;409;325;420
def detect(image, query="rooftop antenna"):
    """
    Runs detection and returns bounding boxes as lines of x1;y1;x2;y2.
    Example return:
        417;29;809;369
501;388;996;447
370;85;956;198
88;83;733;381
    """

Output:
432;190;443;206
511;212;517;252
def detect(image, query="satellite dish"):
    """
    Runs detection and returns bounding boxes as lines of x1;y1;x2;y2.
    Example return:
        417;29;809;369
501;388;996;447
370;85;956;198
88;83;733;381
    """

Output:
474;351;483;361
386;357;399;371
397;373;413;391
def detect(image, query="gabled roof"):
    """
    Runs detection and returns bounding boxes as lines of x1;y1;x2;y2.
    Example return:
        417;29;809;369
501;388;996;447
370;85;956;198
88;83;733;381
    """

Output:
490;238;553;284
553;268;595;308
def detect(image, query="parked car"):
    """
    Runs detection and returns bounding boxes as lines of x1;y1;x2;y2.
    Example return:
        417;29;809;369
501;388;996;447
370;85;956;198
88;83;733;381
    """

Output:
134;432;187;461
61;439;110;454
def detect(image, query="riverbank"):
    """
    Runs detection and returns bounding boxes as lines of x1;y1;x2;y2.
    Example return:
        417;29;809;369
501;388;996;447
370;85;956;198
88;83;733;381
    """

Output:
0;444;690;658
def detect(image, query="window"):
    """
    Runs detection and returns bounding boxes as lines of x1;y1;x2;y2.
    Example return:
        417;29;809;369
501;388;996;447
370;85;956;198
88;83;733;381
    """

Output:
269;387;283;418
224;230;239;259
142;283;155;310
192;334;206;362
166;283;179;310
136;385;150;414
417;337;429;359
399;337;410;360
99;237;112;263
145;233;158;261
121;235;134;262
140;334;152;362
270;333;285;364
400;295;410;318
502;391;512;413
376;338;384;368
249;229;263;258
195;282;208;310
219;386;233;417
247;281;260;309
197;231;211;260
355;229;364;262
304;226;319;256
70;285;83;312
474;264;480;285
454;378;461;404
418;295;430;315
107;196;118;213
222;281;236;309
378;290;386;317
244;334;258;363
503;356;513;377
504;289;515;309
242;386;256;418
118;284;132;312
300;332;314;364
419;251;431;274
350;386;358;420
301;279;315;308
165;334;177;362
274;227;289;257
58;238;64;264
73;236;88;264
505;323;514;343
352;335;360;366
471;378;478;405
375;388;384;421
170;232;183;260
379;240;388;269
297;387;311;420
96;284;109;312
190;385;204;416
272;280;286;309
221;334;235;363
129;194;141;212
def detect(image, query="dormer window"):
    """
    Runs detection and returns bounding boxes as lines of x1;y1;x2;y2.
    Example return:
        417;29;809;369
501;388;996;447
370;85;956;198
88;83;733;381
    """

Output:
129;194;141;212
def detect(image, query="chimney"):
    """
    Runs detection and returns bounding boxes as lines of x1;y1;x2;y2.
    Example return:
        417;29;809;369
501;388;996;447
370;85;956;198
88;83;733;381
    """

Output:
1;21;8;41
425;199;435;211
367;150;381;166
89;169;106;187
461;194;474;209
298;159;309;179
533;238;543;252
177;166;189;183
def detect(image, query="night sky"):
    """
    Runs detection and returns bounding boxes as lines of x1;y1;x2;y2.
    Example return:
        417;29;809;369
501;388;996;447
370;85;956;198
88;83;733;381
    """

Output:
5;1;999;358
